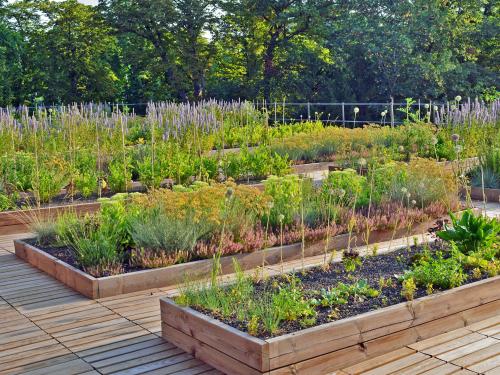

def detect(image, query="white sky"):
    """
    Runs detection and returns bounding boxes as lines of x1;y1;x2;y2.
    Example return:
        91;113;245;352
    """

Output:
8;0;98;4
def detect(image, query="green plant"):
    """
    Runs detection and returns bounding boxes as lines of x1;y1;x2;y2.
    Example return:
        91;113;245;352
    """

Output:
107;156;132;193
59;214;123;277
129;207;212;263
401;277;417;301
322;169;369;207
32;220;57;246
313;279;379;309
31;161;68;203
263;174;302;227
437;210;500;254
403;249;467;289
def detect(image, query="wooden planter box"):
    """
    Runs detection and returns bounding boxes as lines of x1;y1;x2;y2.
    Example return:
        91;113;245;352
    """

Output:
160;276;500;375
469;186;500;203
14;214;440;299
0;202;101;235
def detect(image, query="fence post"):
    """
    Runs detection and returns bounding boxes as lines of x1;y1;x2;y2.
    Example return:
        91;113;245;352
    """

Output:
282;98;285;125
307;102;311;120
390;97;395;128
342;102;345;127
418;99;421;121
274;101;277;124
468;97;472;128
429;100;432;123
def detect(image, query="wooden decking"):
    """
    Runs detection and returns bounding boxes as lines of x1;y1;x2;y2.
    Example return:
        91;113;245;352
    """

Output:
1;202;499;375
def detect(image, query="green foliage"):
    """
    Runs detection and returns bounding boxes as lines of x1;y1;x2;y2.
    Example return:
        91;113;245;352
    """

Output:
107;156;132;193
58;214;123;277
128;207;212;256
262;174;302;227
312;279;379;309
322;169;369;207
32;162;69;203
74;153;98;197
0;152;35;191
437;210;500;254
403;249;467;290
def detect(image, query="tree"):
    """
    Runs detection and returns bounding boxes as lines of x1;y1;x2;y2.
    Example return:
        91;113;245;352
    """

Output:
38;0;119;102
219;0;335;102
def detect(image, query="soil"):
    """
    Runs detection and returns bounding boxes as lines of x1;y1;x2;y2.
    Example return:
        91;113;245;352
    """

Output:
193;242;488;339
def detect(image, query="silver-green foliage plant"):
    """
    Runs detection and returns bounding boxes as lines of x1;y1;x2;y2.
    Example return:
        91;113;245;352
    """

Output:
129;207;211;256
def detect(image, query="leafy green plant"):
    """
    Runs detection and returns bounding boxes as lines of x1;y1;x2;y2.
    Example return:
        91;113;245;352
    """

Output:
263;174;302;227
107;156;132;193
403;248;467;290
437;210;500;254
32;162;69;203
322;169;369;207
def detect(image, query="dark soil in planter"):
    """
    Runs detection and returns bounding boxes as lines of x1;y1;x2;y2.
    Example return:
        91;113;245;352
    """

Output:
193;242;488;339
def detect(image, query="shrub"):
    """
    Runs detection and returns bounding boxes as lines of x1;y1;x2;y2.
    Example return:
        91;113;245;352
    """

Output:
322;169;369;207
128;207;212;264
263;175;303;227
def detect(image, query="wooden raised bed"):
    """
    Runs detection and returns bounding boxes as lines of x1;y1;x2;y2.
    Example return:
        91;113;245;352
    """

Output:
0;202;101;235
160;276;500;375
469;186;500;203
14;214;440;299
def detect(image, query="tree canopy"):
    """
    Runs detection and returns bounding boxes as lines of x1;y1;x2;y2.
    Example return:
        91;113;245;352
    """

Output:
0;0;497;106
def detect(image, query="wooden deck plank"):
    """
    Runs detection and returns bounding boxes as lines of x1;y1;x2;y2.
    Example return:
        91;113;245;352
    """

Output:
451;342;500;368
436;337;499;362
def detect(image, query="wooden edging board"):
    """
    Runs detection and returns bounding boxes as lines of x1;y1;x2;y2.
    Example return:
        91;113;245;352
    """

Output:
160;275;500;375
14;212;444;299
469;186;500;203
0;202;101;236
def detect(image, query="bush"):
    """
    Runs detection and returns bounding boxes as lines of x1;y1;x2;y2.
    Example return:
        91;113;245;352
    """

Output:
322;169;369;207
129;207;212;259
263;175;303;227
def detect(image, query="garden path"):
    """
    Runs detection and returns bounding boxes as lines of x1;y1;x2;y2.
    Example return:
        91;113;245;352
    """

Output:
0;202;499;375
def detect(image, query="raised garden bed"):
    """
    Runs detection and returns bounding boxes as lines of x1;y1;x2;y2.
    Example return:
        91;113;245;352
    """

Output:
469;186;500;203
14;213;440;299
0;202;101;235
160;272;500;375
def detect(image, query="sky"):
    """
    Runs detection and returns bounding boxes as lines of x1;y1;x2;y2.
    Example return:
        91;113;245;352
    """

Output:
8;0;98;4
